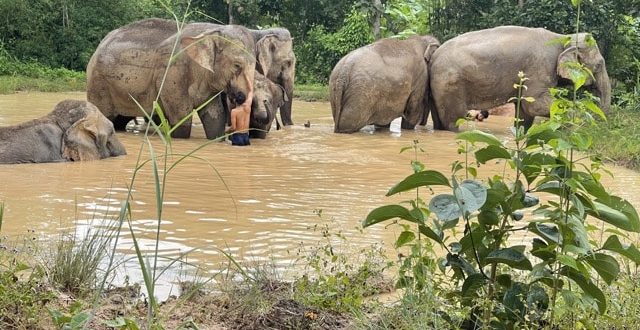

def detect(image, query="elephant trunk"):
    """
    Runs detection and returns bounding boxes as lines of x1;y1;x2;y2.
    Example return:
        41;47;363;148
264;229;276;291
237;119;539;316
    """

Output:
279;77;294;126
249;100;273;139
107;135;127;157
595;68;611;114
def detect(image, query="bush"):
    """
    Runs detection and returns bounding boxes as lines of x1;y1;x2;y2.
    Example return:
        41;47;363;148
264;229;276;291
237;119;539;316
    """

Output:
296;9;374;84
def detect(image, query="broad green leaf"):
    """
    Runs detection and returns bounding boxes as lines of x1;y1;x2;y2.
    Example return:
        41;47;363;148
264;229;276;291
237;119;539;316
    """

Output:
571;0;581;7
457;180;488;213
418;224;443;244
561;267;607;314
386;170;451;196
583;99;607;120
527;285;550;313
461;273;486;303
478;209;499;226
585;253;619;285
363;205;419;227
587;196;640;232
475;145;512;164
528;223;562;244
602;235;640;264
531;238;556;261
456;129;502;146
395;231;416;248
486;247;533;270
503;282;527;320
429;194;461;221
446;253;477;276
557;255;579;271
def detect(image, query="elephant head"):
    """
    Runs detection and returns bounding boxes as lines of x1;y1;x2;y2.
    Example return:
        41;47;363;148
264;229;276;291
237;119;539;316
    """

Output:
557;33;611;112
254;29;296;126
180;26;256;109
59;100;127;161
249;72;287;139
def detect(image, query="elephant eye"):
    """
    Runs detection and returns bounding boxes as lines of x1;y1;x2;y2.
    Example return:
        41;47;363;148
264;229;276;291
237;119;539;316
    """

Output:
233;63;242;72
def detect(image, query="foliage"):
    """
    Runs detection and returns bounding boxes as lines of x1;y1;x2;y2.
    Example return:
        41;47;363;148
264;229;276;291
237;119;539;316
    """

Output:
0;235;53;329
364;62;640;328
296;9;374;84
293;214;391;313
583;87;640;170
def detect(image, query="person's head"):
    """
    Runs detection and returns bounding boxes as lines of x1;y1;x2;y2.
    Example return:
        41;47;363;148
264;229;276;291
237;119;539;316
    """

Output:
476;110;489;121
234;92;246;106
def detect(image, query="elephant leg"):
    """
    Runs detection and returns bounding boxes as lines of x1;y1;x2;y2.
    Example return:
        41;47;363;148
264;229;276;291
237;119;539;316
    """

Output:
400;88;427;130
280;99;294;126
113;115;134;131
198;96;227;140
170;119;193;139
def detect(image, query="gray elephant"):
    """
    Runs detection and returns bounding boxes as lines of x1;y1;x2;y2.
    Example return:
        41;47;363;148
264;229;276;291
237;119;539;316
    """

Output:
87;18;256;139
0;100;126;164
250;28;296;126
246;71;288;139
329;35;440;133
429;25;611;131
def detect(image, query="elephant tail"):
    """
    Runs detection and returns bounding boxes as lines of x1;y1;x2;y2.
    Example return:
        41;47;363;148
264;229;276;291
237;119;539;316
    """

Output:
329;70;347;131
426;91;443;130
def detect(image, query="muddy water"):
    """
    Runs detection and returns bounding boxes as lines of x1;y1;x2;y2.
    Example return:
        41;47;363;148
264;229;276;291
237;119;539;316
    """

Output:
1;92;639;288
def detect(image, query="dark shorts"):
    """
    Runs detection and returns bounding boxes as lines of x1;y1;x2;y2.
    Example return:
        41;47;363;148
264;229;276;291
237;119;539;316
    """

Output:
230;132;250;146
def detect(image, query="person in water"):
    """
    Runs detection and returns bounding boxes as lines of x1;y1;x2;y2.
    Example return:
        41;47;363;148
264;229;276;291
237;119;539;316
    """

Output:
227;78;254;146
466;109;490;122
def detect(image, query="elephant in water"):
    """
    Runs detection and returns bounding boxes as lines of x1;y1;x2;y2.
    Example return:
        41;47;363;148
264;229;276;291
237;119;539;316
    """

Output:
429;25;611;131
246;71;288;139
86;18;256;139
0;100;127;164
329;35;440;133
250;28;296;126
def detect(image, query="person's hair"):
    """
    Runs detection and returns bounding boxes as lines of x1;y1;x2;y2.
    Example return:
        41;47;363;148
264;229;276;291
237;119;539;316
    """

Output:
480;110;489;119
234;92;246;105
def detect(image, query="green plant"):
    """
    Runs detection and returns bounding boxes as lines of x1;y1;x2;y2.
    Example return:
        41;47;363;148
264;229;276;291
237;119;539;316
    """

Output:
0;258;52;329
48;301;90;330
293;211;391;313
49;224;116;296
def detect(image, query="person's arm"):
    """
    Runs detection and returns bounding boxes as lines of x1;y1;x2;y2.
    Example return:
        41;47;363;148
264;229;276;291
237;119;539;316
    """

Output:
241;74;254;113
229;108;238;131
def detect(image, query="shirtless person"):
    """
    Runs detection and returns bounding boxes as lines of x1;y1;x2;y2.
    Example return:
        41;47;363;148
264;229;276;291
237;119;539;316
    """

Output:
227;77;254;146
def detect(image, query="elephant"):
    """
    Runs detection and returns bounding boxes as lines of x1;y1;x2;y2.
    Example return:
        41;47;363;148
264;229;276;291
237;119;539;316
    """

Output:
250;28;296;126
429;25;611;131
245;71;288;139
86;18;256;139
329;35;440;133
0;100;126;164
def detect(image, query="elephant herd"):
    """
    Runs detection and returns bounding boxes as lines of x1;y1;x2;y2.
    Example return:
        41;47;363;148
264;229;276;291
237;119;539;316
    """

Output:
0;21;611;164
331;25;611;133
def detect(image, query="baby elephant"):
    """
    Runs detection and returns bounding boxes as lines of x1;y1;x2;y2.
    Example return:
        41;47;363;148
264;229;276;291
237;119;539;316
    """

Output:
0;100;127;164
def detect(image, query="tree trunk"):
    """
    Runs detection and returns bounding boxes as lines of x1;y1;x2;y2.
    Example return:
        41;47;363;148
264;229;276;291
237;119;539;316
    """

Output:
372;0;382;40
227;0;234;24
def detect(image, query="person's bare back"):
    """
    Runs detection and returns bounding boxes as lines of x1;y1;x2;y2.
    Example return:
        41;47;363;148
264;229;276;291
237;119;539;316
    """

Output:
228;82;253;146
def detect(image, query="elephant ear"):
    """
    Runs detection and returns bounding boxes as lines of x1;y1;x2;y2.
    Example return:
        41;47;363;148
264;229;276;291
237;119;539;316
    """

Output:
557;46;578;80
256;35;277;76
62;110;109;161
424;42;439;62
181;32;219;73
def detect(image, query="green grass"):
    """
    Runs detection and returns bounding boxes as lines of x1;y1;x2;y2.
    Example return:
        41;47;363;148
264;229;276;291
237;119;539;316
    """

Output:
0;75;86;94
586;103;640;171
294;83;329;102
